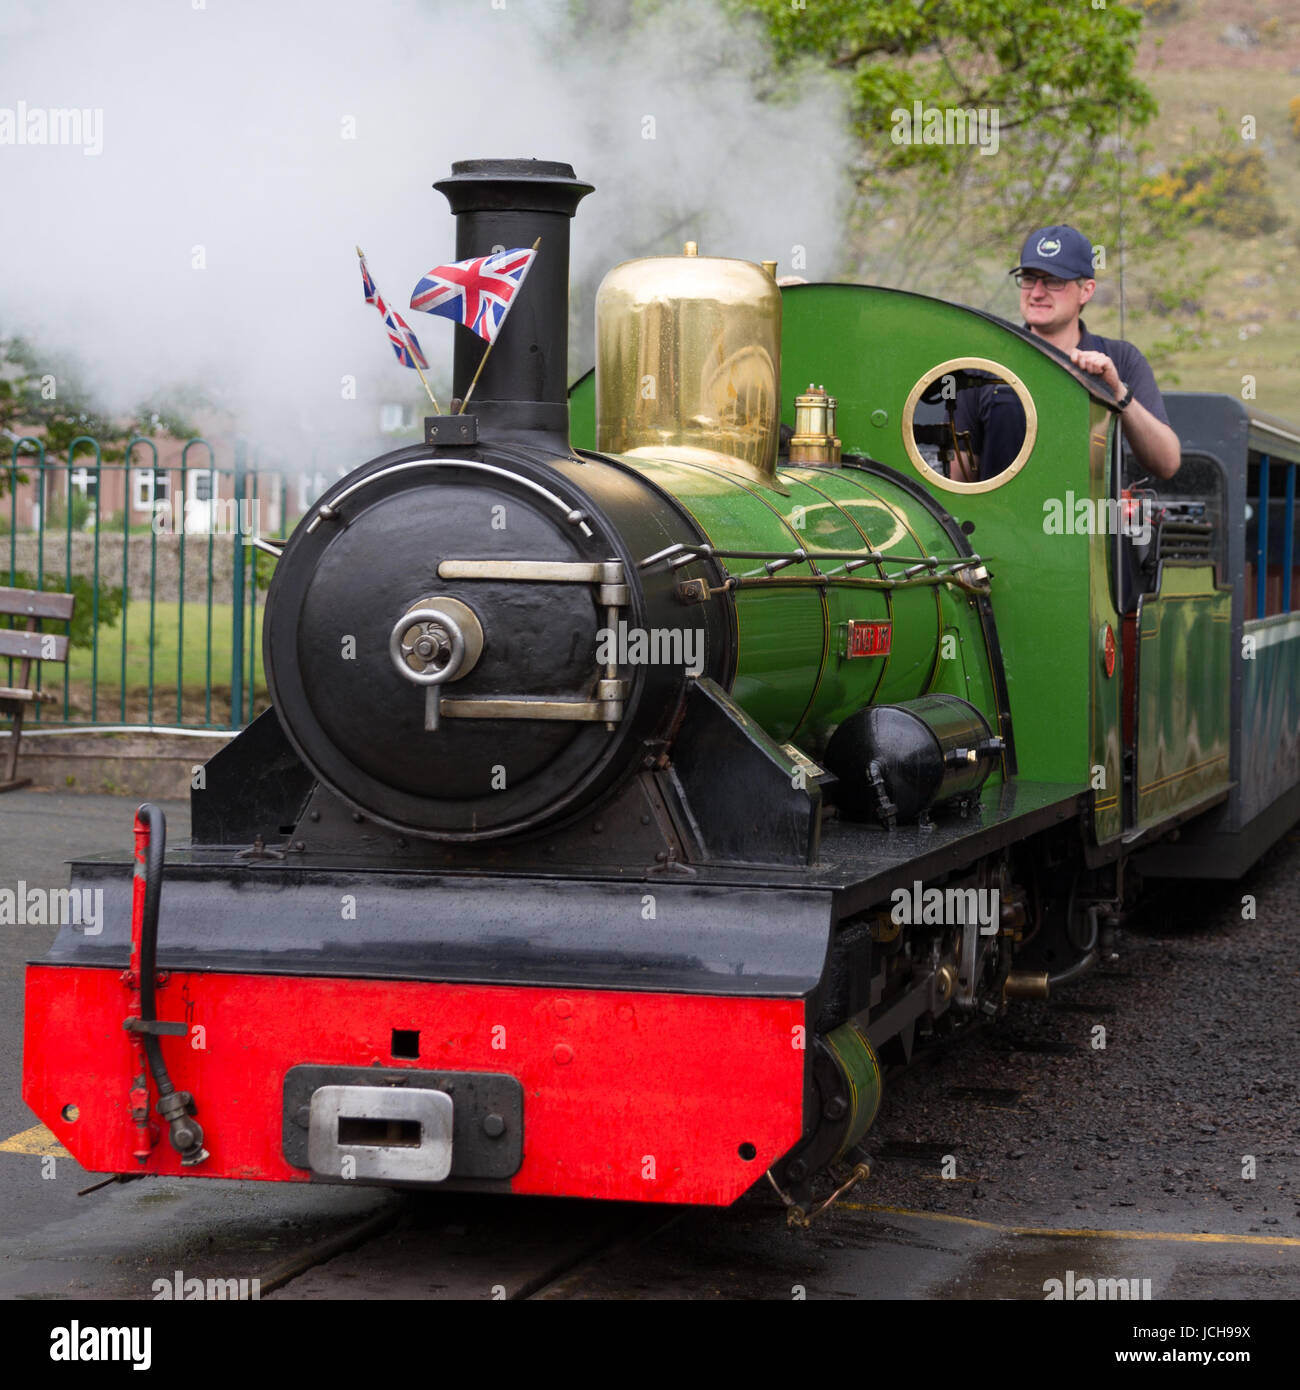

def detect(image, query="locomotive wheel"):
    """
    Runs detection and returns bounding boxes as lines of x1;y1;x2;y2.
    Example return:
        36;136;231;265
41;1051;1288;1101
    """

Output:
1015;867;1098;982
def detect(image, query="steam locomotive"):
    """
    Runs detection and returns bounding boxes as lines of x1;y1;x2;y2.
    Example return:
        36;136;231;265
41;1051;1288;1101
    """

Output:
23;159;1300;1212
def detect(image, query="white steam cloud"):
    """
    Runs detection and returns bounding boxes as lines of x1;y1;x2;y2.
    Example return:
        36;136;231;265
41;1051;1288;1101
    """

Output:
0;0;851;459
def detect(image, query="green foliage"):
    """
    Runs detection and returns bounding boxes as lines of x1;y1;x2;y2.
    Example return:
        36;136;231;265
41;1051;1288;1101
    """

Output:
1;339;125;468
733;0;1156;177
709;0;1165;306
1128;250;1213;377
2;571;123;649
43;489;95;533
1140;143;1285;239
0;335;203;498
0;459;31;520
253;548;278;592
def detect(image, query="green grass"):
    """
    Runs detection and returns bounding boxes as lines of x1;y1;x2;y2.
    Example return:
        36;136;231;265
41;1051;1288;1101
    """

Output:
51;598;267;723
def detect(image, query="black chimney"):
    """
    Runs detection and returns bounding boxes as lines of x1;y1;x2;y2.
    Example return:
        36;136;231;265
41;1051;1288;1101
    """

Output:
434;158;593;447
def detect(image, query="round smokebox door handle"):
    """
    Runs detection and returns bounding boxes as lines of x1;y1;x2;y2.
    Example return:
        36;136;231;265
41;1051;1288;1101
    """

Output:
389;608;467;686
390;609;468;733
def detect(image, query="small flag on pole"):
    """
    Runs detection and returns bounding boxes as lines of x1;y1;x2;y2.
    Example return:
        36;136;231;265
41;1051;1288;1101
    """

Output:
358;248;429;370
409;246;538;344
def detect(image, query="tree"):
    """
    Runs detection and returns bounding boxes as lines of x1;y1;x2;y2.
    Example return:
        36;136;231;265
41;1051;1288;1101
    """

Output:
740;1;1154;171
733;0;1160;298
1;335;200;496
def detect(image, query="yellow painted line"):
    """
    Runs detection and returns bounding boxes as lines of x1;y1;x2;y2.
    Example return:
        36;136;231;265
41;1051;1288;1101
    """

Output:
841;1202;1300;1247
0;1123;72;1158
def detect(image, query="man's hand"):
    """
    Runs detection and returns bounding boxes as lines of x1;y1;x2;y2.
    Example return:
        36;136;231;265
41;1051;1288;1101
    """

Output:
1067;346;1181;479
1068;347;1123;397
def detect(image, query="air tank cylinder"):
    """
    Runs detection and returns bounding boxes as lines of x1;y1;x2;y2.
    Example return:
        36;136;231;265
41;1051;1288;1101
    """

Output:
825;693;1002;827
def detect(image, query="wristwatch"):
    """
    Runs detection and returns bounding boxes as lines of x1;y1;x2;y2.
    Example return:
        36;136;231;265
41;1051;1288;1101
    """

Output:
1115;385;1133;412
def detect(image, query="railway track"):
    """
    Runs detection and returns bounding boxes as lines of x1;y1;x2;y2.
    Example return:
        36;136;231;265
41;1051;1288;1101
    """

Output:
262;1193;680;1301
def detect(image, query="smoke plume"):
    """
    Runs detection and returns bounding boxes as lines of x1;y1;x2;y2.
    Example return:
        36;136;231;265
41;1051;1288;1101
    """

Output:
0;0;851;460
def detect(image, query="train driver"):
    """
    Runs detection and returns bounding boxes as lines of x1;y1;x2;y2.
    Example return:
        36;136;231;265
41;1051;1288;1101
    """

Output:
952;225;1182;483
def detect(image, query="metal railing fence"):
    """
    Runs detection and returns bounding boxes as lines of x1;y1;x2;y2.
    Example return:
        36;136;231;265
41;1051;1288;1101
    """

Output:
2;436;319;731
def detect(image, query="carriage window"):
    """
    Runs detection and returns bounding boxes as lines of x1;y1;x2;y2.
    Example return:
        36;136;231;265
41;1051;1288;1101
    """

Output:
1244;453;1300;618
902;357;1037;494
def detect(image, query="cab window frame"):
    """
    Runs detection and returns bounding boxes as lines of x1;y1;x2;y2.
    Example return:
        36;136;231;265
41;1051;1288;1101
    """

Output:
900;356;1038;494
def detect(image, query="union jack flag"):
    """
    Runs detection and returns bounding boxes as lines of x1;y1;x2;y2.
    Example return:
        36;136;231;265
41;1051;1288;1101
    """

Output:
358;249;428;370
409;246;537;345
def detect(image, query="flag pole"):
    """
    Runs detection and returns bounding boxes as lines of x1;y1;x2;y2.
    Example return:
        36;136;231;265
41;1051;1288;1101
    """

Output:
357;246;442;415
412;359;442;416
457;238;541;415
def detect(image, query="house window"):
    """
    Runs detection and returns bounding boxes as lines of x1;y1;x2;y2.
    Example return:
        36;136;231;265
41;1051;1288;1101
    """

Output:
132;468;171;512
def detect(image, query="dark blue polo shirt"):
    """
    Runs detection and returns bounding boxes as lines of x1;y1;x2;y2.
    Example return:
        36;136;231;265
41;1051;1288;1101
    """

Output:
952;319;1168;479
1074;319;1170;426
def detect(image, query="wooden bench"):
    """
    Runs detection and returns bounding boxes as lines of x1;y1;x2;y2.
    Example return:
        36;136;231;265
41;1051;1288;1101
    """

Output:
1;585;75;793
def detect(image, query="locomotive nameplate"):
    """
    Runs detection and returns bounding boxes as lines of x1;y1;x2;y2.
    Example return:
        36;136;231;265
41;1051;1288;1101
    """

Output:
844;620;892;659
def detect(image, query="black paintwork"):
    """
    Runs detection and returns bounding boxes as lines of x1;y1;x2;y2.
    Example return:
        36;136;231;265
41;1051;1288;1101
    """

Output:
275;680;819;872
435;159;592;447
825;694;997;825
42;861;836;998
190;709;315;845
285;771;689;872
44;780;1083;983
262;444;723;842
668;678;821;867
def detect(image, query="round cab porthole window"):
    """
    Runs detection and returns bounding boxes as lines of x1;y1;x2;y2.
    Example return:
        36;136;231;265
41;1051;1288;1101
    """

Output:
901;356;1037;494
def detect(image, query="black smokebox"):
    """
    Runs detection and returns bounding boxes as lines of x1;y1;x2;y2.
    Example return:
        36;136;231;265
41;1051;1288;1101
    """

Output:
434;158;593;446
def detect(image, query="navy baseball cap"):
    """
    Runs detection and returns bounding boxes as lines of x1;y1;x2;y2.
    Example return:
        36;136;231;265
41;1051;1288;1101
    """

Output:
1011;225;1095;280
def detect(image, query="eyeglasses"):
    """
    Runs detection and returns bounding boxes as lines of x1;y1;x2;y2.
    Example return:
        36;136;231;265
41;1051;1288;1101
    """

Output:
1014;271;1080;291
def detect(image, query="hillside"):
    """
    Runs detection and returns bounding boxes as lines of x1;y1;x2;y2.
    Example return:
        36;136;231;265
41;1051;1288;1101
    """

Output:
1101;1;1300;412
